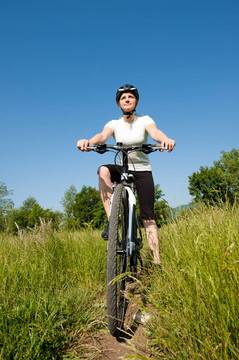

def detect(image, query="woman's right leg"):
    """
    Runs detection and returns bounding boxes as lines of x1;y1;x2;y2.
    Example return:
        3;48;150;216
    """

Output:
98;166;112;219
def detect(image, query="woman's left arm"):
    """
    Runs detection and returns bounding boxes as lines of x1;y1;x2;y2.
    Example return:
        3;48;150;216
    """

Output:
146;123;175;152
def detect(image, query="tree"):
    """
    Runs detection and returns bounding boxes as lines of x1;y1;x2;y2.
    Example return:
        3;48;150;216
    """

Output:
61;185;106;229
20;196;38;211
73;186;106;228
61;185;78;228
188;148;239;205
6;197;62;233
215;148;239;200
0;182;14;231
61;185;77;218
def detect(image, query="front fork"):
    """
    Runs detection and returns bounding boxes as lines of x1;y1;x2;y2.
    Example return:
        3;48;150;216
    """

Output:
125;187;136;256
108;183;138;257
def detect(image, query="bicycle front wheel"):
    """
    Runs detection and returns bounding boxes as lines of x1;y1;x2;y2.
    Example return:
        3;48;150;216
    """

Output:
107;183;128;337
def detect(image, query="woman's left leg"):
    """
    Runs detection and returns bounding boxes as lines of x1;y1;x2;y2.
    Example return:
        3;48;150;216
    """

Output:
143;219;161;265
133;171;161;265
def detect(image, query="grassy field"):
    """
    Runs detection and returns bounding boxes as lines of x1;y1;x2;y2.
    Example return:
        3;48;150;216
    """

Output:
144;203;239;359
0;223;108;359
0;203;238;359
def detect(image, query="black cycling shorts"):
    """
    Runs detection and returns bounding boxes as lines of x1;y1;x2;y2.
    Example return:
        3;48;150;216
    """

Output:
98;164;155;220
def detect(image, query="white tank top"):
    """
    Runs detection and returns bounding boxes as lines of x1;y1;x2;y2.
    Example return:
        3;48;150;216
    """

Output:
105;115;155;171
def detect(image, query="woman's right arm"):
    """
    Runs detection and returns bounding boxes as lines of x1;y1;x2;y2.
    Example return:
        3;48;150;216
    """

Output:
77;126;113;151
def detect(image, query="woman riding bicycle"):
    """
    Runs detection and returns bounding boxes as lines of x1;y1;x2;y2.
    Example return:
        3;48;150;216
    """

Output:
77;84;175;265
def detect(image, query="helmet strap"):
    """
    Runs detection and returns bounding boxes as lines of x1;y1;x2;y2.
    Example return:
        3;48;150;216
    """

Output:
122;109;136;119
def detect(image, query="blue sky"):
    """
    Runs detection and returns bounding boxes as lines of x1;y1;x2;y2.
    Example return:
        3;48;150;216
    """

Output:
1;0;238;211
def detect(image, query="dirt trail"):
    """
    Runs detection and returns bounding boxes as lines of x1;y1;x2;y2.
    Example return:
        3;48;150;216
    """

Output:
84;282;152;359
87;324;149;359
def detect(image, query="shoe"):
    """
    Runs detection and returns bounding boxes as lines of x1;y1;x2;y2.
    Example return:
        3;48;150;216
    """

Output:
101;222;109;240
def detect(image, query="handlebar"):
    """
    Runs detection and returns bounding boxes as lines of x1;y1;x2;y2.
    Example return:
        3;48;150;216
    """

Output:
87;143;165;154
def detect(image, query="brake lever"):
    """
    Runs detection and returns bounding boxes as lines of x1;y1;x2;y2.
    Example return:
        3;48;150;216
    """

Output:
142;144;155;154
89;144;108;154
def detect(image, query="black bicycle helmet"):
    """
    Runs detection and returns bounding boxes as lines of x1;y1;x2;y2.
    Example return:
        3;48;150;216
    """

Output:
115;84;139;104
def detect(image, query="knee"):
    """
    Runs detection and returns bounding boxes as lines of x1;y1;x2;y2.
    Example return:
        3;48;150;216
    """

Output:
98;166;110;180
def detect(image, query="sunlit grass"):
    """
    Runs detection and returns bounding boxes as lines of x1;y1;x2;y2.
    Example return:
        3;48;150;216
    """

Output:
1;204;238;359
144;203;239;359
0;223;107;359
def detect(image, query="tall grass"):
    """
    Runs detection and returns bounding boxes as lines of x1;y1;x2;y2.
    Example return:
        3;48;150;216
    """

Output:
0;223;107;359
145;203;239;359
1;204;238;359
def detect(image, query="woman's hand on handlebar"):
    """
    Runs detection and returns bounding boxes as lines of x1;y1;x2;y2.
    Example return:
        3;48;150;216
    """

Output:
77;139;91;152
160;138;175;152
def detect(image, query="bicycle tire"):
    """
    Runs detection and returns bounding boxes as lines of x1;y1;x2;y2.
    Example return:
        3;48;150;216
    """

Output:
107;183;128;337
130;205;143;275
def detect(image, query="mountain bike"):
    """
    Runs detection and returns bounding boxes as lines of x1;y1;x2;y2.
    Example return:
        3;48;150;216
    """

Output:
88;143;163;337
